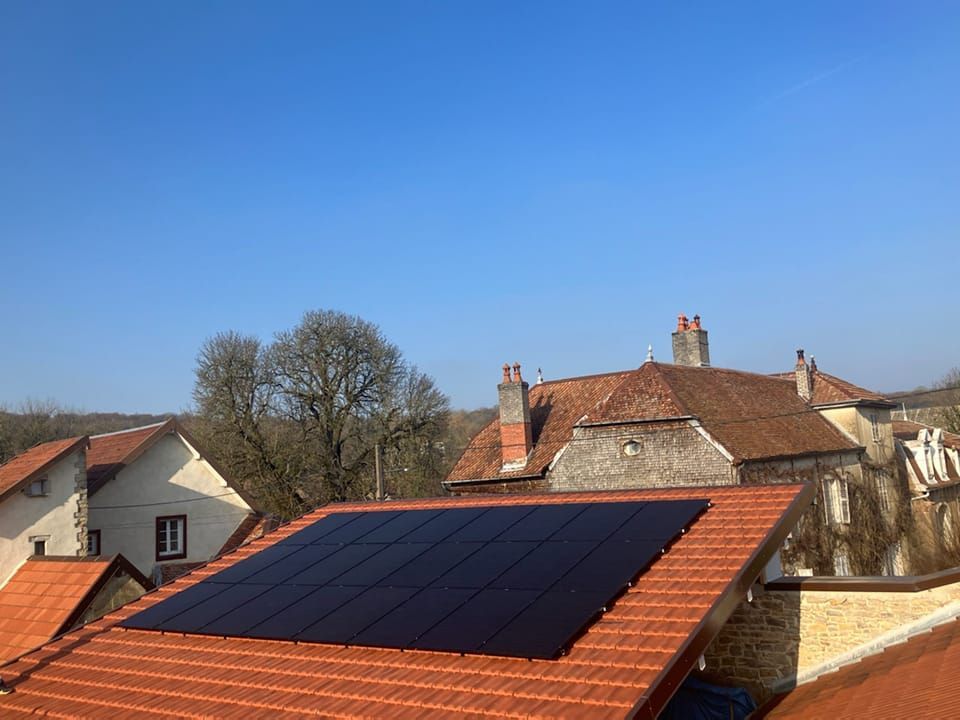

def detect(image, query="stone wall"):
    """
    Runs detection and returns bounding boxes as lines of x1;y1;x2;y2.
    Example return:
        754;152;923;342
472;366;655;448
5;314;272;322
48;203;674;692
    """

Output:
704;574;960;704
545;421;735;492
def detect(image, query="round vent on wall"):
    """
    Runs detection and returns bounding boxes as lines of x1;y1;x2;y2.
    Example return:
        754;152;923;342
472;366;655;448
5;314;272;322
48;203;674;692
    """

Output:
622;439;643;456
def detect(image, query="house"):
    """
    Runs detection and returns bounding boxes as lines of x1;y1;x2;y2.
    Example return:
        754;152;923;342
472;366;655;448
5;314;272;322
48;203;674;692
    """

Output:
706;567;960;718
85;419;265;583
0;436;88;587
757;612;960;719
445;315;897;575
893;419;960;554
0;554;152;664
0;482;812;718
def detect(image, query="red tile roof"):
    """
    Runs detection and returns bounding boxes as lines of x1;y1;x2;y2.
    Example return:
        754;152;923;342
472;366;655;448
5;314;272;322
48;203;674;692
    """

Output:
85;420;259;510
448;371;630;482
0;436;87;502
770;369;891;406
759;617;960;719
0;483;811;719
86;421;172;494
447;363;858;483
0;556;150;665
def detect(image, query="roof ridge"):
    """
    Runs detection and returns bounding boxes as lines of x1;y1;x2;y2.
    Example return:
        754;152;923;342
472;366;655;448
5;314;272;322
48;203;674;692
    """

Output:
89;420;171;439
645;362;694;417
535;369;633;386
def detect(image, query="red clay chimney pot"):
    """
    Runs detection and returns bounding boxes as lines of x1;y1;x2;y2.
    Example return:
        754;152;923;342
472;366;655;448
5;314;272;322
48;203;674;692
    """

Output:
502;363;511;383
512;362;523;383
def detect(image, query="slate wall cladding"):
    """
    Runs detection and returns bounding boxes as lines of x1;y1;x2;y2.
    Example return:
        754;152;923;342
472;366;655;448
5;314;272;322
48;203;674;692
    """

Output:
544;422;736;491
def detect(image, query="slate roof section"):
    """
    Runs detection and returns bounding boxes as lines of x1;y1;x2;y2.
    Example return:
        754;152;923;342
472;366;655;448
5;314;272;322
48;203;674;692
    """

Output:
0;483;812;719
770;369;892;407
759;617;960;719
0;436;87;502
0;555;151;664
447;363;859;483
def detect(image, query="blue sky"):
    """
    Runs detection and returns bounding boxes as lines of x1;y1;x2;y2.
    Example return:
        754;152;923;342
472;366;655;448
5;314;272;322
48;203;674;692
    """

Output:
1;2;958;413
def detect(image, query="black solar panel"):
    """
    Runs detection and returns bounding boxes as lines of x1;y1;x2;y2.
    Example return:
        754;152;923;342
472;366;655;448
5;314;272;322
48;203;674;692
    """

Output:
122;498;708;659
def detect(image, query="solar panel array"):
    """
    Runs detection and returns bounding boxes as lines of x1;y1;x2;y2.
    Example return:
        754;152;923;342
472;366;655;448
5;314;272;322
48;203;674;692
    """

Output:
123;499;708;659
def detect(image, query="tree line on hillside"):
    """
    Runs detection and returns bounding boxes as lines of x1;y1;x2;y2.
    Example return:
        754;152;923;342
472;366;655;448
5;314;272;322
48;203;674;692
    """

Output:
0;310;497;519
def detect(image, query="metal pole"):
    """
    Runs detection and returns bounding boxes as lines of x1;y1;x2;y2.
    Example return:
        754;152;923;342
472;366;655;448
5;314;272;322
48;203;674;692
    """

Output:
374;443;385;501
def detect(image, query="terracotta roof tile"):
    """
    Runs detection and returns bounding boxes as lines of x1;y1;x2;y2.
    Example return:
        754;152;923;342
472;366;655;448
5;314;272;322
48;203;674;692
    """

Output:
770;369;891;406
0;484;809;719
86;421;171;493
448;371;629;482
0;436;86;501
760;617;960;719
0;557;115;663
449;363;858;482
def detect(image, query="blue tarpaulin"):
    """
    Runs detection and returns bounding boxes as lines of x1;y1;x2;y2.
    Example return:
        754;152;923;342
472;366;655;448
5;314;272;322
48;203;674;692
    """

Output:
659;675;757;720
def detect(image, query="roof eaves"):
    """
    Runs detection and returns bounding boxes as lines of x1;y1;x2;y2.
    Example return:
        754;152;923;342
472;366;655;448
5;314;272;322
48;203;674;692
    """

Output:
0;436;89;504
58;554;154;632
739;446;864;465
442;471;546;488
174;421;260;512
628;482;817;719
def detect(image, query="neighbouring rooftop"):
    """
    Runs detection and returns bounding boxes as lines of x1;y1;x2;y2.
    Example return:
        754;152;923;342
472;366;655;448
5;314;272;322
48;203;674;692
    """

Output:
0;483;810;718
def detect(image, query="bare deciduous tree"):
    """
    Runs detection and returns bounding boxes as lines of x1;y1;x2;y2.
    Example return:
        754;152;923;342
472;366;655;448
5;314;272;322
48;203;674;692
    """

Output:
192;310;450;516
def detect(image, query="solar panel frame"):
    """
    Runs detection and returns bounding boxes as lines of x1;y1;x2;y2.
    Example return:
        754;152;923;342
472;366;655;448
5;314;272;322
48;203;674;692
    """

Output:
122;498;710;659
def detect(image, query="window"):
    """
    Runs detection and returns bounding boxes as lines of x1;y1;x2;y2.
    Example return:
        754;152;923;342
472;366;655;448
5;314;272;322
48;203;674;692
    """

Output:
875;472;890;513
833;551;851;577
87;530;101;556
24;477;49;497
823;477;851;525
156;515;187;560
30;536;48;556
869;413;881;443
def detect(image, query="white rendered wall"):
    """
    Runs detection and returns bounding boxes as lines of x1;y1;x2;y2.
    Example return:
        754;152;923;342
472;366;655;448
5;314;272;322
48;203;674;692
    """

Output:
0;449;85;588
87;432;253;578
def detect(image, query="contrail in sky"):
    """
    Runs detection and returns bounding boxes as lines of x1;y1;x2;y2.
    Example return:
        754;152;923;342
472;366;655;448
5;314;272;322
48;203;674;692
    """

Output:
761;54;868;106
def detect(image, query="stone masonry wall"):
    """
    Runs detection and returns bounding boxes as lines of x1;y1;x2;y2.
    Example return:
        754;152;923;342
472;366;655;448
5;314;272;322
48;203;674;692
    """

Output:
545;421;735;492
74;450;88;556
704;578;960;704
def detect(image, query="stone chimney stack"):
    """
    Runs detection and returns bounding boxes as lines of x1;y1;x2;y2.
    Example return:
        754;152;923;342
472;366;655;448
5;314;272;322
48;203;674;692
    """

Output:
795;349;813;401
498;362;532;467
671;313;710;367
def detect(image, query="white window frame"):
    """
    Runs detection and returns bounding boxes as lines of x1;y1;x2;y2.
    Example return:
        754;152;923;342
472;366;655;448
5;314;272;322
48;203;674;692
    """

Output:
29;534;49;556
833;551;851;576
156;515;187;560
823;477;851;525
87;530;101;556
869;413;881;443
875;472;890;513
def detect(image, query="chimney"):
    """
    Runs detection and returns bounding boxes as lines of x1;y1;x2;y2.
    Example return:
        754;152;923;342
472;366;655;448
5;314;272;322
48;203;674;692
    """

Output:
671;313;710;367
498;362;532;467
795;349;813;401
